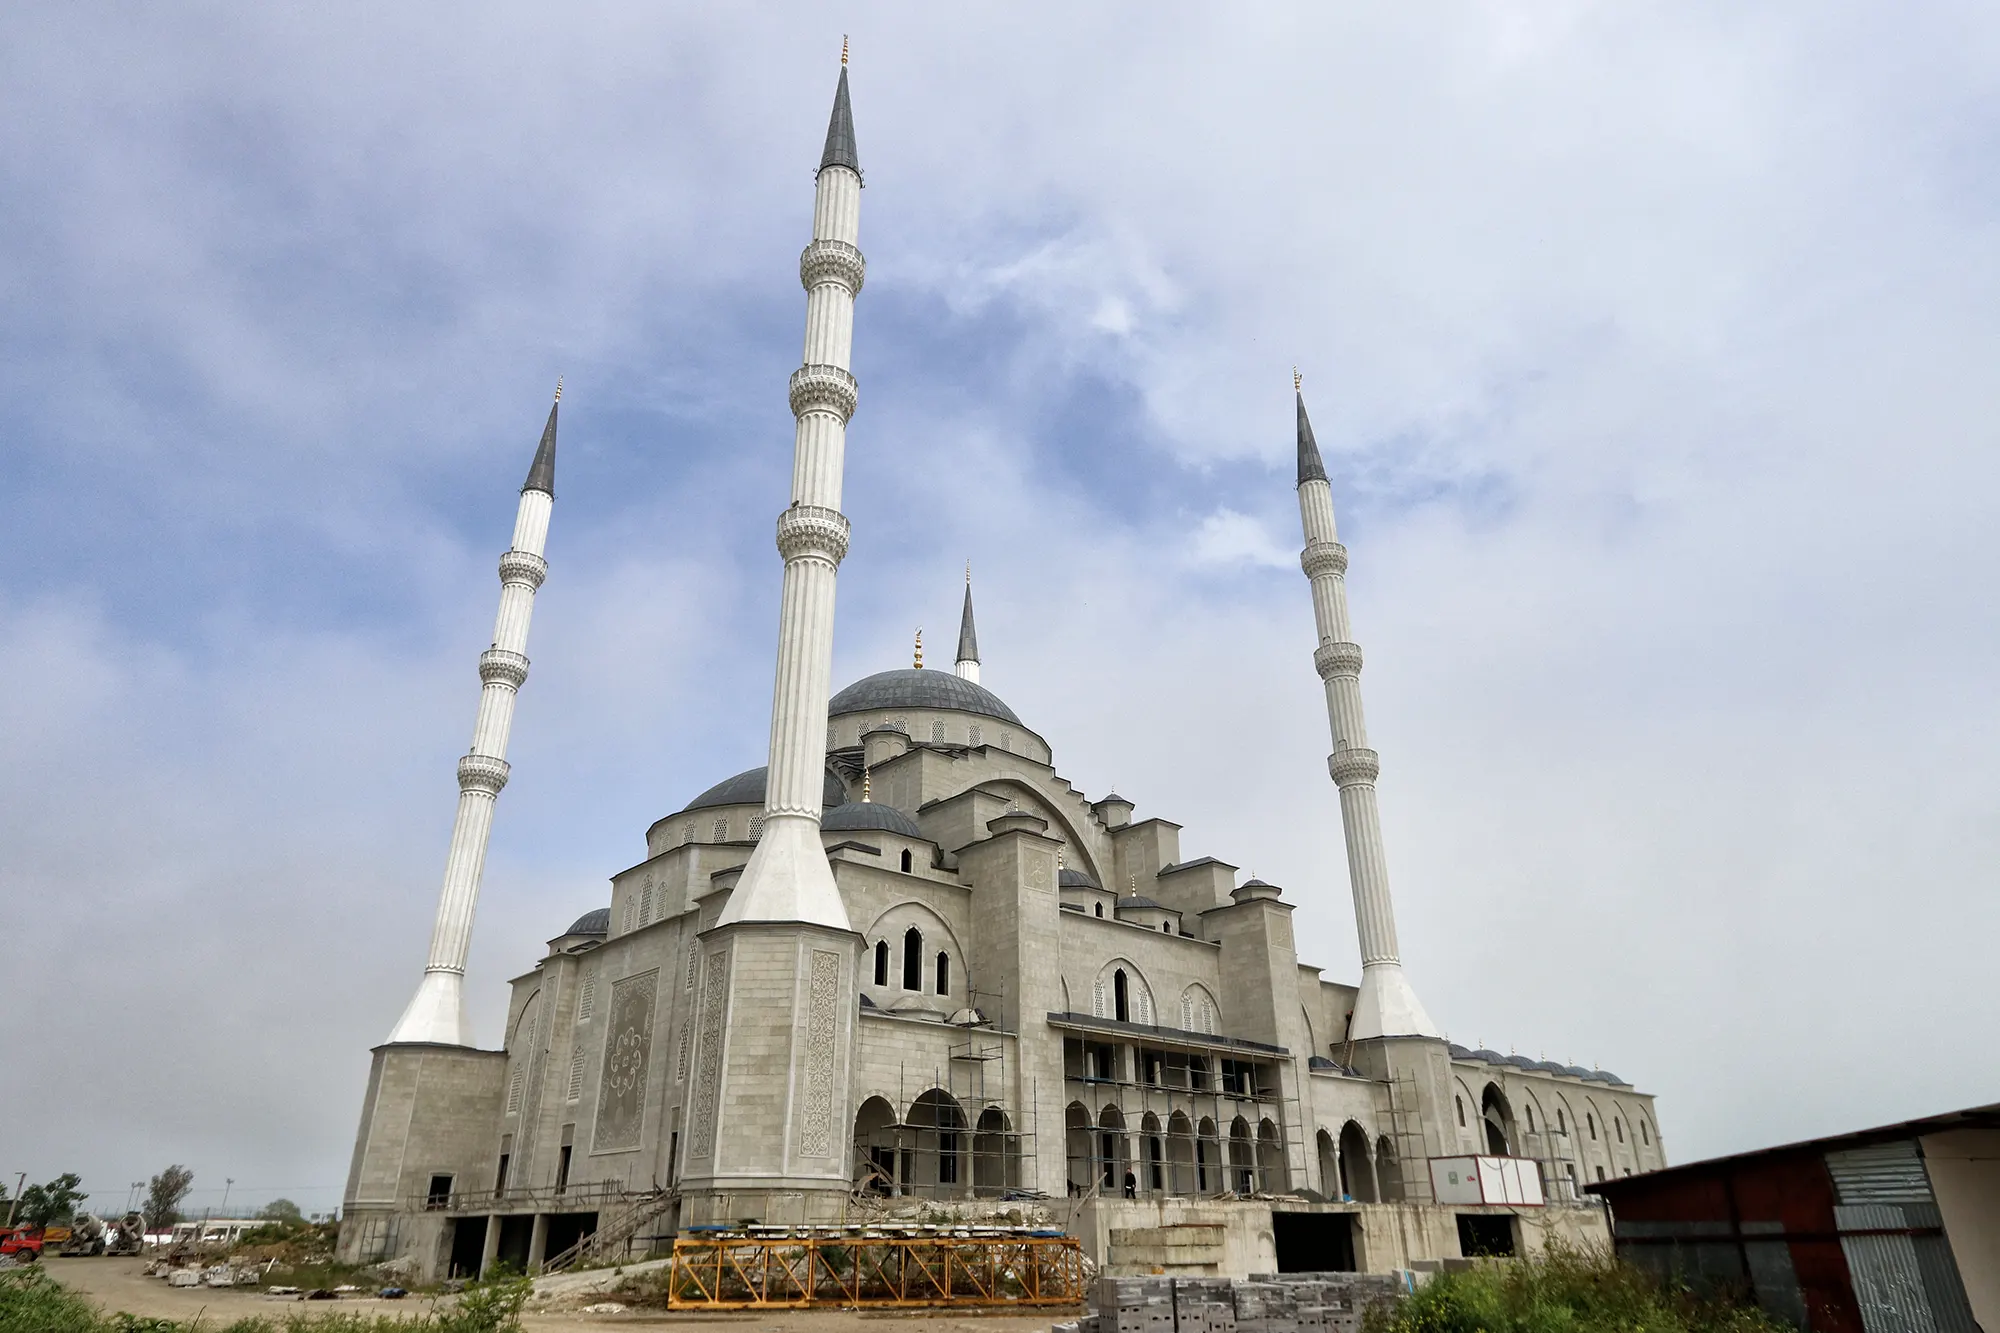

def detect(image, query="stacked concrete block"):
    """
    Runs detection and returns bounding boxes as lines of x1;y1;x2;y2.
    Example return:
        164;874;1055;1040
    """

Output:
1071;1271;1408;1333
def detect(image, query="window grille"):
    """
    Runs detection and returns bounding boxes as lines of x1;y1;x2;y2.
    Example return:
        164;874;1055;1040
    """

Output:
932;720;946;743
566;1047;585;1101
507;1066;524;1114
577;967;596;1022
685;941;698;991
749;813;765;839
969;725;982;745
639;882;655;924
712;817;729;841
1092;978;1106;1018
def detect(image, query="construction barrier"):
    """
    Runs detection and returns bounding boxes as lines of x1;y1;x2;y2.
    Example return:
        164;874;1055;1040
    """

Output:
667;1231;1086;1309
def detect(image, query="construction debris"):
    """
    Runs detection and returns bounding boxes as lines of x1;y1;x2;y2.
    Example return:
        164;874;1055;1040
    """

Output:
1063;1272;1416;1333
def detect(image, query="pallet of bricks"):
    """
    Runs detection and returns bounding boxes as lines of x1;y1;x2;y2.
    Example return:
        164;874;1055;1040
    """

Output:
1060;1272;1411;1333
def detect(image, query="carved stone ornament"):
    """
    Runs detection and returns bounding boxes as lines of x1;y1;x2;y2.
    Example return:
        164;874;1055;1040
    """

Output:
1300;540;1349;580
775;504;852;566
1328;746;1381;788
799;239;866;295
497;549;548;590
456;752;512;795
1314;641;1364;680
797;949;842;1157
788;363;860;422
478;648;530;689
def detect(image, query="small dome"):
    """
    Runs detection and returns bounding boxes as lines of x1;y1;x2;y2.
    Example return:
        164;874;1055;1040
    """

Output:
683;765;844;813
1469;1049;1506;1063
1059;868;1100;889
1115;896;1167;912
829;669;1023;726
1448;1043;1475;1060
1562;1065;1594;1079
1585;1069;1627;1085
565;908;610;936
821;802;925;838
1502;1054;1538;1069
1529;1060;1568;1073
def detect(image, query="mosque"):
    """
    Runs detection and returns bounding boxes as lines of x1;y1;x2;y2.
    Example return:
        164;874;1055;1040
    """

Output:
337;58;1664;1281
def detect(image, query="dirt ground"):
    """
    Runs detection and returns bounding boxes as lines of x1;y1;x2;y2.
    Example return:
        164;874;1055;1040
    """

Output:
44;1255;1080;1331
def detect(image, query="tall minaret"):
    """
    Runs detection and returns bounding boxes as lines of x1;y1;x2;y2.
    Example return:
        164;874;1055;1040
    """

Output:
1294;375;1440;1041
716;51;865;930
387;386;560;1047
681;53;867;1227
955;565;981;682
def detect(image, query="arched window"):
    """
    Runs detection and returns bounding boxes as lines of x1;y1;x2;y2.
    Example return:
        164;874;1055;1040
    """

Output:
1161;922;1171;933
935;952;950;995
1558;1108;1567;1134
1455;1096;1466;1127
969;724;982;746
899;849;913;872
1587;1113;1597;1141
873;940;889;986
1113;969;1130;1023
902;927;923;990
1616;1118;1625;1144
1641;1118;1652;1146
1093;902;1103;918
1526;1105;1536;1133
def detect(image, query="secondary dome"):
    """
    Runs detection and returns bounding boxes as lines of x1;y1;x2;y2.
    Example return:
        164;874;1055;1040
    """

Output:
682;765;844;813
565;908;610;937
829;669;1022;727
820;802;925;838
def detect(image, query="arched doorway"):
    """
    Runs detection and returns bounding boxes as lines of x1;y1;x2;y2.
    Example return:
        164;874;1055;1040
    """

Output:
1167;1112;1196;1195
909;1089;968;1196
1141;1113;1165;1193
1256;1119;1287;1193
852;1096;900;1195
1337;1121;1376;1202
1376;1135;1403;1202
1316;1129;1339;1197
1099;1106;1132;1197
973;1106;1015;1195
1481;1084;1515;1156
1064;1102;1092;1197
1228;1117;1255;1194
1196;1117;1219;1194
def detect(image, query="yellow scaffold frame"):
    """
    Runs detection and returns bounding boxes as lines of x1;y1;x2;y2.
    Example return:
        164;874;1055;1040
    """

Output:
666;1232;1087;1309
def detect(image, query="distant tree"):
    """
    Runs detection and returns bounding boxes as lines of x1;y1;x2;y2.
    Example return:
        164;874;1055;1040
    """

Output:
144;1165;195;1228
257;1198;303;1224
17;1173;87;1227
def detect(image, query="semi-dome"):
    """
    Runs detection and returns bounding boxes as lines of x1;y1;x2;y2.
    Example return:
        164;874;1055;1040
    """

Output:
565;908;610;937
829;669;1023;727
683;765;844;812
820;802;925;838
1058;868;1100;889
1115;896;1166;912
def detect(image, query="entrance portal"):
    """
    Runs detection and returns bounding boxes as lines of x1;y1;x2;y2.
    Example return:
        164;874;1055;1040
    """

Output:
1272;1211;1356;1273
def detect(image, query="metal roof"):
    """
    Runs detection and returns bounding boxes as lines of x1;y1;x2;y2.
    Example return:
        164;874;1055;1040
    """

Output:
1296;391;1327;485
683;765;844;812
956;581;979;663
819;66;860;176
821;802;924;838
828;668;1023;726
564;907;609;936
1058;868;1100;889
522;396;558;497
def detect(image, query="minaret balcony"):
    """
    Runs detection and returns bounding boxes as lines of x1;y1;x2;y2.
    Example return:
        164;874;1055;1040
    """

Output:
478;648;530;690
789;364;859;423
776;504;852;566
497;549;548;590
799;239;866;294
1314;641;1363;680
1328;746;1380;788
1301;540;1348;580
456;752;512;795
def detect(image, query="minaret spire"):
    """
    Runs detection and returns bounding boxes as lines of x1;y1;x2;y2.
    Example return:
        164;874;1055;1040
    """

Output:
1292;378;1439;1041
387;386;561;1046
718;56;865;929
954;565;981;683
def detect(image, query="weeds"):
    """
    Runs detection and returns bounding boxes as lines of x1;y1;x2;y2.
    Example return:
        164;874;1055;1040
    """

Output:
0;1266;531;1333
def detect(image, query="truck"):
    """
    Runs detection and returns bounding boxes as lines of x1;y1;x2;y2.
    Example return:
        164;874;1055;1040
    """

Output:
0;1225;44;1263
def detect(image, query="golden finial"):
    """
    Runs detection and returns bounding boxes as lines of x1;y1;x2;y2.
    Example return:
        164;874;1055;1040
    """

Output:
554;374;564;403
913;628;924;669
1129;873;1137;898
862;764;872;803
965;560;971;586
841;35;849;66
1057;847;1065;870
1293;367;1301;394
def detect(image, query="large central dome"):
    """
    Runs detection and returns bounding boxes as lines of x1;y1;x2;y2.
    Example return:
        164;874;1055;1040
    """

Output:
828;669;1022;726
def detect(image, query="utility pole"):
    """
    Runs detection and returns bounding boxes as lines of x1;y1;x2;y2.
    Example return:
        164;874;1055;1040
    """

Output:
220;1178;232;1217
7;1172;22;1226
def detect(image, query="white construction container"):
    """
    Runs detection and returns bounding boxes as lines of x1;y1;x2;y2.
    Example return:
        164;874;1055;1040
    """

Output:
1428;1155;1546;1206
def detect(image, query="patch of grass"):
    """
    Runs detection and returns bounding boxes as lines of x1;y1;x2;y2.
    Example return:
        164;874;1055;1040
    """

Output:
4;1265;529;1333
1366;1244;1790;1333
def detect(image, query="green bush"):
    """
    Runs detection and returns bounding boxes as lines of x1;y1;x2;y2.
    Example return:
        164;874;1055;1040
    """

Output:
0;1268;105;1333
1367;1244;1788;1333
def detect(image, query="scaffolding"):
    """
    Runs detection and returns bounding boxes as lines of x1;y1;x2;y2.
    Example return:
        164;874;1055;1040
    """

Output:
851;1003;1044;1201
666;1228;1085;1309
1051;1013;1311;1200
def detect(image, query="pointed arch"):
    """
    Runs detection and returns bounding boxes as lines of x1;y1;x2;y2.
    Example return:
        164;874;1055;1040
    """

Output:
1094;958;1155;1025
1178;983;1218;1034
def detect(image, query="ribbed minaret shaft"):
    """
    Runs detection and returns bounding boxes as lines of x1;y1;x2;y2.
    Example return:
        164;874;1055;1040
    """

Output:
1294;386;1440;1040
719;66;864;928
954;569;980;683
387;391;559;1046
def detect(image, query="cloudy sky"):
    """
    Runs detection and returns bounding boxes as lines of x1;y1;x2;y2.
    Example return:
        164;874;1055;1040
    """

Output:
4;3;1997;1218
